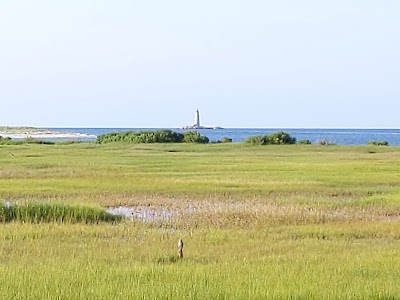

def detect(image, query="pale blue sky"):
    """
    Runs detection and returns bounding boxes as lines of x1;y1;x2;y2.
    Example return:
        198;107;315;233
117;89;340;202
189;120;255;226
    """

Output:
1;1;399;128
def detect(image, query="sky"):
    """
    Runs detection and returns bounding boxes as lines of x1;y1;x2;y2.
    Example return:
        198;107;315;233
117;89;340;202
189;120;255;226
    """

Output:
1;1;399;128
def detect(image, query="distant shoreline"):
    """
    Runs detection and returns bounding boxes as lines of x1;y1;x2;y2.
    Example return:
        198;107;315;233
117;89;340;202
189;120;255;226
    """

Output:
0;127;96;140
1;127;399;145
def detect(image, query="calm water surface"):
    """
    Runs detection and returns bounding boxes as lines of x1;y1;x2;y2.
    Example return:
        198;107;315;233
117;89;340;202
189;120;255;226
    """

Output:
50;128;400;146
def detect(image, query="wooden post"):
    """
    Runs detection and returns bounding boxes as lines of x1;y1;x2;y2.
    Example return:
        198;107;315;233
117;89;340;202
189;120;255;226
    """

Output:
178;238;184;258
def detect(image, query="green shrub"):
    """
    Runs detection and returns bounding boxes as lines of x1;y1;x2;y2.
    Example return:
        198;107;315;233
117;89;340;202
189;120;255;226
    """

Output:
298;139;312;145
97;130;209;144
182;131;209;143
368;140;389;146
156;130;184;143
244;131;296;145
97;130;183;144
267;131;296;144
218;137;233;143
244;135;268;145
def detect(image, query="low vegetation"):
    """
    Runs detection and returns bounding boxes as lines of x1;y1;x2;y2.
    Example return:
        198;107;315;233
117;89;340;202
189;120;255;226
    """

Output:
1;143;400;298
0;201;120;223
96;129;209;144
298;139;312;145
217;137;233;143
368;140;389;146
0;126;38;133
0;136;55;145
244;131;296;145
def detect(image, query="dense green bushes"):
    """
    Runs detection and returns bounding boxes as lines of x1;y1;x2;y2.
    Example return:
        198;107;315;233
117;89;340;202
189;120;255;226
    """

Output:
298;139;312;145
96;130;209;144
244;135;268;145
244;131;297;145
0;202;121;224
218;137;233;143
368;140;389;146
182;131;209;143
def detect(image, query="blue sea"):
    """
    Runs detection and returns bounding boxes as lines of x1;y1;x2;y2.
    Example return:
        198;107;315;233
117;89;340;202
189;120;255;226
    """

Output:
49;128;400;146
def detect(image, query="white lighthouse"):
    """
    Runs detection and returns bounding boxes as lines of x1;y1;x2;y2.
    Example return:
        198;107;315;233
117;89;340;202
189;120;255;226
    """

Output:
193;109;200;128
183;109;222;129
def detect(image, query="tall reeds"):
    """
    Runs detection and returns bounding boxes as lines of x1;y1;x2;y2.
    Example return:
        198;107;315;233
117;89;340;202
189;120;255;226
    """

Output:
0;202;121;224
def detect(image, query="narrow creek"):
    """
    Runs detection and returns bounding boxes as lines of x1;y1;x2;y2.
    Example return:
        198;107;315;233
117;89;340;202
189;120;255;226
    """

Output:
106;206;176;222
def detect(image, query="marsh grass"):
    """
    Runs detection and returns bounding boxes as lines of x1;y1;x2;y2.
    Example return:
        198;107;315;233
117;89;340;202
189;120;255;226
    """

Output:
0;138;55;145
1;222;400;299
1;143;400;298
0;201;121;224
1;143;399;207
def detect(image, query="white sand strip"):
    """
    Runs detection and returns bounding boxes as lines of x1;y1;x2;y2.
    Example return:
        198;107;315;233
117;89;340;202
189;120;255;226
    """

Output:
0;131;97;139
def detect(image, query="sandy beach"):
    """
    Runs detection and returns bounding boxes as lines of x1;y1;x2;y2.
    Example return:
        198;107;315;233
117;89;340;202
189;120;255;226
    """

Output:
0;128;96;140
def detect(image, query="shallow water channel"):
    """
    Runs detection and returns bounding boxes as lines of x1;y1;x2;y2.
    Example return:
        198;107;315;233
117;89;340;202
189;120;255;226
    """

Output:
106;201;400;224
106;206;176;222
106;201;262;223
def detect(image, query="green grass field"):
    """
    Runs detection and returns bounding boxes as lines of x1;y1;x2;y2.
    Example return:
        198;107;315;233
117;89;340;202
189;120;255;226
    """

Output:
1;143;400;299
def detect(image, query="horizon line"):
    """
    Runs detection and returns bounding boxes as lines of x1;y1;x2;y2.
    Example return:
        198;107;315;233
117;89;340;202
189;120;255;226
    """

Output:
35;126;400;130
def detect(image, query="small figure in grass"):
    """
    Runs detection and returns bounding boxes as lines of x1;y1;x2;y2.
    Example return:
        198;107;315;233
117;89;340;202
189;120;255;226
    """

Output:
178;239;184;258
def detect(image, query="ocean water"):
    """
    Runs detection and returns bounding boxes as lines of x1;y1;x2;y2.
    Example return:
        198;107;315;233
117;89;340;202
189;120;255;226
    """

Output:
49;128;400;146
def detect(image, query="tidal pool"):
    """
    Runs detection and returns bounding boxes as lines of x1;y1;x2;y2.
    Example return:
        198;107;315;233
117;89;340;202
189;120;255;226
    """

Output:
106;205;175;222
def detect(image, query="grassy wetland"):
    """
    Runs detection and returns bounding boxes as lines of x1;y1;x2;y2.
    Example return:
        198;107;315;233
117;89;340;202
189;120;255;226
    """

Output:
1;142;400;299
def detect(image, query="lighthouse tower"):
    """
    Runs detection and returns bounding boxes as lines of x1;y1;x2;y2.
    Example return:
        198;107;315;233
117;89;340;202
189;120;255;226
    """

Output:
193;109;200;129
